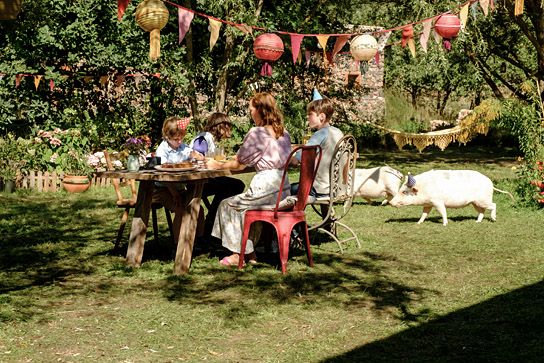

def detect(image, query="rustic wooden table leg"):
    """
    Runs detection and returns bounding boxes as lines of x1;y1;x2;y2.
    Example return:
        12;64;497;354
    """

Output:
173;181;204;275
125;180;153;267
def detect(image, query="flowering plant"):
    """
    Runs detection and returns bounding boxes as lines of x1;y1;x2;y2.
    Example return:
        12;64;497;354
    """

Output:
123;135;151;155
0;134;27;181
530;160;544;204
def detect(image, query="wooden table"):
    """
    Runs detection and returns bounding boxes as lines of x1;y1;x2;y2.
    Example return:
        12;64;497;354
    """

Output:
96;167;251;274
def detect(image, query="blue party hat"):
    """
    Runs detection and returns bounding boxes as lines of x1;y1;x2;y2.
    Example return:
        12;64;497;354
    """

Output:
407;173;416;187
312;88;323;101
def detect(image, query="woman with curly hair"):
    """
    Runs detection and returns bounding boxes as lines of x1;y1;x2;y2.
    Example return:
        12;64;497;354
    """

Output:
206;92;292;266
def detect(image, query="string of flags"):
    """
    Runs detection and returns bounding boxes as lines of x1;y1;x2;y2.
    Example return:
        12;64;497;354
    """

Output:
1;0;501;89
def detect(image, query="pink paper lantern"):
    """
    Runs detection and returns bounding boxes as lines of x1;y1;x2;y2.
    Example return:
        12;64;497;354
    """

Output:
253;33;284;77
434;14;461;50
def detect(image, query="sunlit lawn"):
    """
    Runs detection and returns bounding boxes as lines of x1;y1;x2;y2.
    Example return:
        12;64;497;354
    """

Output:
1;144;543;362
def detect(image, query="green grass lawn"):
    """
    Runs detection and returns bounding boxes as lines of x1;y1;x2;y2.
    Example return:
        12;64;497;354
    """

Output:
1;144;543;362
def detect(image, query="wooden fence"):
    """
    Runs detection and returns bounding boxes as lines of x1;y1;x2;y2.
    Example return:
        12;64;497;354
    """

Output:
17;171;113;192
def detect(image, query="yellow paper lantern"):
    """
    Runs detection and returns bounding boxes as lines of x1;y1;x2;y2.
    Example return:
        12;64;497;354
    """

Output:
135;0;170;61
350;34;378;62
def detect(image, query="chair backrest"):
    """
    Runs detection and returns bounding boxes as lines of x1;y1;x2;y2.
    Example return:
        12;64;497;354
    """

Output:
103;151;137;202
327;134;357;214
272;145;322;217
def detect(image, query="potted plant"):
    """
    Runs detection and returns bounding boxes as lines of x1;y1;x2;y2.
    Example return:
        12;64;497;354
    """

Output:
123;135;152;172
60;150;94;193
0;134;27;193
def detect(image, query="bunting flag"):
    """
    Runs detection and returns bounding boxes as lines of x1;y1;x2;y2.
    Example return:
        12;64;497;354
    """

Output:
514;0;524;15
84;76;93;83
50;79;54;92
100;75;109;88
433;28;441;45
116;75;126;88
460;3;469;31
178;8;194;44
297;49;302;64
134;74;143;88
0;75;4;82
290;34;304;64
375;52;380;67
408;38;416;58
34;75;43;90
208;18;222;51
377;31;391;52
15;74;23;88
471;2;477;20
332;35;350;58
401;25;413;48
325;52;334;67
305;50;311;68
420;20;432;53
490;0;494;10
235;24;252;35
117;0;131;21
479;0;489;16
316;35;330;61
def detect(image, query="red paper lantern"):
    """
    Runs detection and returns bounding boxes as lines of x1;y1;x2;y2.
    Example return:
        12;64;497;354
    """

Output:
253;33;284;77
434;14;461;50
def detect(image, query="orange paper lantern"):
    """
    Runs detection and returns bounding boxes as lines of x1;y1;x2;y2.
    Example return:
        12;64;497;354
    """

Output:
434;14;461;50
253;33;284;77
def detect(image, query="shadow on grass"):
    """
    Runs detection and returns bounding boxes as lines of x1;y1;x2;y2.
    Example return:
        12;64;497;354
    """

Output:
320;279;544;362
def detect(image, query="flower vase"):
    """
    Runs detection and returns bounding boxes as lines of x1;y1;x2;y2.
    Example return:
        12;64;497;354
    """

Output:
127;154;140;172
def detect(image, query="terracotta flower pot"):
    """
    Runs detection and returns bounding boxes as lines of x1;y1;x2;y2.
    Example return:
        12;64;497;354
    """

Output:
62;175;90;193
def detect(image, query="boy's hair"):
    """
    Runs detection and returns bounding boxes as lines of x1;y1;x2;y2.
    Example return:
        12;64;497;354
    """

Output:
204;112;231;141
307;98;334;123
162;116;187;139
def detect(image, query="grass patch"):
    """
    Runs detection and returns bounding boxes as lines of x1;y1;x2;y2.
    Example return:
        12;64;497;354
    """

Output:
0;144;542;362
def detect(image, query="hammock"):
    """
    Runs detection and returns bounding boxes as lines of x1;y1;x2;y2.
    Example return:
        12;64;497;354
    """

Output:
366;119;489;153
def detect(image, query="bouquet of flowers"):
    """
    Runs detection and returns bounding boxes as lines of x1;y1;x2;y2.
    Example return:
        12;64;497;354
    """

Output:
124;135;151;155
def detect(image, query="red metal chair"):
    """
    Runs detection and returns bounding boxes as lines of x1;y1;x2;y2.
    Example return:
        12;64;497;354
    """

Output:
238;145;322;274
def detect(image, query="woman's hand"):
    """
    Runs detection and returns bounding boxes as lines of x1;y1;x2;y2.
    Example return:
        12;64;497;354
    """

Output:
206;158;221;170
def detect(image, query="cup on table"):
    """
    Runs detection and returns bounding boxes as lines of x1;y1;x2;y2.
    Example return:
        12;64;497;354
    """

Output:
214;148;225;161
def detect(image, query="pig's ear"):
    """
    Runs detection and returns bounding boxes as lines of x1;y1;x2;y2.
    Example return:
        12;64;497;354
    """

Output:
411;187;418;195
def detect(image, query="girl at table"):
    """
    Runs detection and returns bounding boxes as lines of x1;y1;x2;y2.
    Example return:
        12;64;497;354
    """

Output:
153;116;202;245
206;92;292;265
189;113;246;237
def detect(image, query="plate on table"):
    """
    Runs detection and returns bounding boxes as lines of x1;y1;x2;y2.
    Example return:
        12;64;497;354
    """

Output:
154;165;198;172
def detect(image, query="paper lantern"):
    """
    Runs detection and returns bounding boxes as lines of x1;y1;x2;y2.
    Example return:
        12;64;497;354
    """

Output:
350;35;378;62
401;25;413;49
253;33;284;77
0;0;23;20
434;14;461;50
135;0;170;61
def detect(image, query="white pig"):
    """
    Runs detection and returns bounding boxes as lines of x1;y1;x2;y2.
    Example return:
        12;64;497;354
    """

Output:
389;170;515;226
353;166;403;205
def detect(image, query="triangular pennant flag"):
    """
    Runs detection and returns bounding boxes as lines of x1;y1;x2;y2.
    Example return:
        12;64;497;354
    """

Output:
134;73;143;88
84;76;93;83
490;0;495;10
297;49;302;64
0;75;4;82
116;75;126;88
514;0;524;16
471;2;477;20
178;8;194;44
235;24;253;35
316;35;329;60
401;25;413;48
34;75;44;90
460;3;469;31
377;31;391;52
290;34;304;64
305;50;311;68
153;73;161;79
209;18;222;51
408;38;416;57
100;75;109;88
480;0;489;17
332;35;350;57
15;74;23;88
375;52;380;67
433;28;441;45
50;79;54;92
420;20;432;53
117;0;130;21
325;52;334;67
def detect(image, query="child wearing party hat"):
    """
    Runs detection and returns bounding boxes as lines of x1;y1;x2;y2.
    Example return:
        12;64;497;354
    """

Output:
290;89;344;198
152;116;204;245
